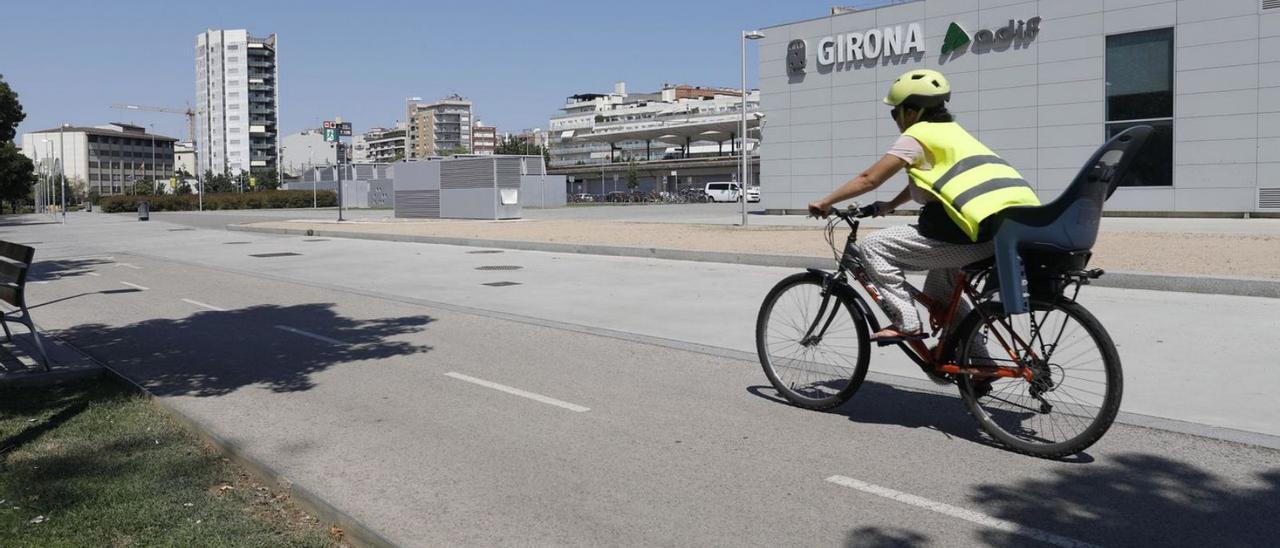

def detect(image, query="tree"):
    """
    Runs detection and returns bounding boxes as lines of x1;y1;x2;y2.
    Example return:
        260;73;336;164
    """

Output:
250;169;280;191
626;160;639;191
495;135;547;157
0;142;34;213
0;73;23;143
437;146;469;157
0;73;31;213
392;150;405;162
131;179;155;196
202;170;234;194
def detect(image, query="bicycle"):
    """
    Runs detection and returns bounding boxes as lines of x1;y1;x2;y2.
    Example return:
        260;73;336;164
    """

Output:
754;203;1123;458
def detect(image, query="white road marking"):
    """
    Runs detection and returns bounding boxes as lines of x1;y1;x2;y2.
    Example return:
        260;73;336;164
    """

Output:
116;263;143;270
85;271;101;277
120;281;149;291
182;298;226;312
825;476;1099;548
444;372;590;413
274;325;348;346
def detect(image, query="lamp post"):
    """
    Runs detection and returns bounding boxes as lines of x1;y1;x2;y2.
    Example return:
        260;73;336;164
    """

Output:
741;30;765;227
60;123;70;222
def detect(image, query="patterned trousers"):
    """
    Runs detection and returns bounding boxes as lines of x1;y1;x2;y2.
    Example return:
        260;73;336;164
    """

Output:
858;224;995;333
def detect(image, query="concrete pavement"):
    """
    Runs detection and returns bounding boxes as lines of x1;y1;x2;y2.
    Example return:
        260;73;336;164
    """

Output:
5;211;1280;546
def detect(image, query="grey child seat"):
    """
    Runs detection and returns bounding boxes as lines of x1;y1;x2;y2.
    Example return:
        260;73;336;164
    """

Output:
991;125;1154;315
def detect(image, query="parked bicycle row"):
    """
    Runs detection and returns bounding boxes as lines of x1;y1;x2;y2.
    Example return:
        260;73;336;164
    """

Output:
568;184;761;204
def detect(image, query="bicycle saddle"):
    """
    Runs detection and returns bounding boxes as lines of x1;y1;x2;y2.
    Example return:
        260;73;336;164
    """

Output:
990;125;1154;314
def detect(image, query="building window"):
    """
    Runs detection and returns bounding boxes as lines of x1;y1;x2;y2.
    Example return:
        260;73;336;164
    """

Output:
1105;28;1173;187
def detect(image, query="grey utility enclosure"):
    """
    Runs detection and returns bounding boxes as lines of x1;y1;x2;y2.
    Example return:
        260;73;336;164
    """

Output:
394;156;533;219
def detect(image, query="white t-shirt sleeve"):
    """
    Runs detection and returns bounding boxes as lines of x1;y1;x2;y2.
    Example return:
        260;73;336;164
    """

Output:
885;135;925;167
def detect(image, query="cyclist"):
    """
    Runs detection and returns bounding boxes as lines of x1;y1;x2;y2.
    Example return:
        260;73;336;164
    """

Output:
808;69;1041;344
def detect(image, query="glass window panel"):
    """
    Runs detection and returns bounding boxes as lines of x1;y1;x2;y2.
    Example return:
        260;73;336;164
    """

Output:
1107;120;1173;187
1106;28;1173;121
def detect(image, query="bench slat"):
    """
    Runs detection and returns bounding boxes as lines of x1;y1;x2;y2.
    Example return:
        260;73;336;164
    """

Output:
0;241;33;264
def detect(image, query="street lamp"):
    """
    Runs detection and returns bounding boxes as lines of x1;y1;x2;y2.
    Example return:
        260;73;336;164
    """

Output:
741;29;765;227
60;123;70;222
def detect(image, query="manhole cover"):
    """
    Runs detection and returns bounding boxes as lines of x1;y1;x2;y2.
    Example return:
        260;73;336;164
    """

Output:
224;242;252;245
250;252;302;258
303;239;329;242
483;281;521;287
475;265;522;271
167;228;195;232
467;250;504;254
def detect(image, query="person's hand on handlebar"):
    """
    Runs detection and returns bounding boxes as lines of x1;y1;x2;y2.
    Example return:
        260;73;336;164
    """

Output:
807;200;833;219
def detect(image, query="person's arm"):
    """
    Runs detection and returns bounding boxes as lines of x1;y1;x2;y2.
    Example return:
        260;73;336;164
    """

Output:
808;154;906;217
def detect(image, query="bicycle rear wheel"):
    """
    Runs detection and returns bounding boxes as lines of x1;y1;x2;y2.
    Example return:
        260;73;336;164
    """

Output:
954;300;1122;458
756;272;871;410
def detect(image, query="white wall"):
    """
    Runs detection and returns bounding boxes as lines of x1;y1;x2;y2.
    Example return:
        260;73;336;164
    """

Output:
760;0;1274;213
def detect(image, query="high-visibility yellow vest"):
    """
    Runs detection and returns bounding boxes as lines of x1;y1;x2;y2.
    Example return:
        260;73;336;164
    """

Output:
902;122;1040;241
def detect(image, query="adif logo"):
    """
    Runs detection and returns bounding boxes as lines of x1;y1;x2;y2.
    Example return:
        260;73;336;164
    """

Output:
941;17;1042;55
816;23;924;66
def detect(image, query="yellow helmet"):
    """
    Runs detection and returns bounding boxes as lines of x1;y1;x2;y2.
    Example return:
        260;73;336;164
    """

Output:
883;69;951;108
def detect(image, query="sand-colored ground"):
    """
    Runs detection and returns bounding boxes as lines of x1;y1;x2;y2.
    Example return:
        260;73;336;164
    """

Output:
248;219;1280;280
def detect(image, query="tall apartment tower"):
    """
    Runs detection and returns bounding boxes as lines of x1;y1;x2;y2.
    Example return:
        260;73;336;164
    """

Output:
195;29;279;177
406;95;472;158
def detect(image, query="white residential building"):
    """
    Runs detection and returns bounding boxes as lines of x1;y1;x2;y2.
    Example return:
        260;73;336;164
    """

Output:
357;124;408;163
195;29;279;177
406;95;473;157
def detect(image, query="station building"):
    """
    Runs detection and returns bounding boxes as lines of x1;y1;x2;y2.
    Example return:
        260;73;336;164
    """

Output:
758;0;1280;216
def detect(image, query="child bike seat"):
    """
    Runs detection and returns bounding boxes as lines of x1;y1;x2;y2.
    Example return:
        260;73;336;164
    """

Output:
990;125;1154;314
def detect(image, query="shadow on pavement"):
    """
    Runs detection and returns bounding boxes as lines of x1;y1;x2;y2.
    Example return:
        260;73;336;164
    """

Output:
969;453;1280;547
29;258;115;281
843;526;928;548
748;382;1096;463
51;303;434;397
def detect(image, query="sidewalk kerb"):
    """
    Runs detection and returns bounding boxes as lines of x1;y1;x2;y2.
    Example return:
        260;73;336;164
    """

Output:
227;223;1280;299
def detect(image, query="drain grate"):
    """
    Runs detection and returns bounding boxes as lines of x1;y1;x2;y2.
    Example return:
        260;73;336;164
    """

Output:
224;241;252;245
467;250;505;254
167;228;196;232
250;252;302;258
475;265;522;271
482;281;521;287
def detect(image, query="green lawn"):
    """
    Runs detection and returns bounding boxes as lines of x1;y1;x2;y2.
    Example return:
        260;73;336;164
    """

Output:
0;379;341;547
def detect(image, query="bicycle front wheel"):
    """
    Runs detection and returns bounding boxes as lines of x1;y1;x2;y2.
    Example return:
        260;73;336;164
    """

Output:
756;272;871;410
954;300;1123;458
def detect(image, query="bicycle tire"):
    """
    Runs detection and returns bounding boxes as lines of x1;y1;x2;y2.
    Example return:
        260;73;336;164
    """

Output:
756;272;872;410
953;300;1123;458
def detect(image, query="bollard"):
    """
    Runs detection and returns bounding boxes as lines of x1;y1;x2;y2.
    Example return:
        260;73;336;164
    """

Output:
138;201;149;221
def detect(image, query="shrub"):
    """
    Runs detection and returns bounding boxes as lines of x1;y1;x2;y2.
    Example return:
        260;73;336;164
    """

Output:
97;190;337;213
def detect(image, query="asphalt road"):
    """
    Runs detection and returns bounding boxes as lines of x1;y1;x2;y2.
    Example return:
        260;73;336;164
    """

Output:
6;211;1279;547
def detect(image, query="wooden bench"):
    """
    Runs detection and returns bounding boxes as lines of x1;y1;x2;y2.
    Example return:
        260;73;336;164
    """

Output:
0;241;50;370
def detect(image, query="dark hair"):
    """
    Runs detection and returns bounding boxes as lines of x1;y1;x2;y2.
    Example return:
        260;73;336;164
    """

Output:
909;104;954;123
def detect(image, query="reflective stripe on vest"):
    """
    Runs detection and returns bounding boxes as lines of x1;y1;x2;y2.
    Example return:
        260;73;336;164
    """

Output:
902;122;1040;241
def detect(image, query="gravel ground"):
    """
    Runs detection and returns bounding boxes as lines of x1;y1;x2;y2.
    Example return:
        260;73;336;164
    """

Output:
248;218;1280;280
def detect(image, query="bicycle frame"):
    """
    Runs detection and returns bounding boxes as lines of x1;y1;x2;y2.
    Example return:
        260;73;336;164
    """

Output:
813;209;1041;382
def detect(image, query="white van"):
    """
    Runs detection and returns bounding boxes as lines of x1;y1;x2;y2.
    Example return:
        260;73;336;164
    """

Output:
704;182;742;202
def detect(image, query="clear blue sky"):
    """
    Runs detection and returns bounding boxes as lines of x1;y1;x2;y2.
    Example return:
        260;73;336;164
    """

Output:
3;0;883;145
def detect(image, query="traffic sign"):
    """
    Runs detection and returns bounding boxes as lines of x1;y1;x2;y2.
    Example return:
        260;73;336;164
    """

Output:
323;128;338;142
323;120;336;129
338;122;353;137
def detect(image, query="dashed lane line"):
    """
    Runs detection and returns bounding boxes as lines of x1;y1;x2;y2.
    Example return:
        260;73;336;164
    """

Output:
825;476;1100;548
274;325;348;346
444;372;590;413
181;298;227;312
120;281;149;291
116;263;143;270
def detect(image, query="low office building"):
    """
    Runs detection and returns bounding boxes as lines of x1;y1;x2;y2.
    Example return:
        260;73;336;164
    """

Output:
758;0;1280;216
20;123;177;196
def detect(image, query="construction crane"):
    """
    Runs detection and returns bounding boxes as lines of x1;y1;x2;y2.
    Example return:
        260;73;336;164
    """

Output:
110;103;196;145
